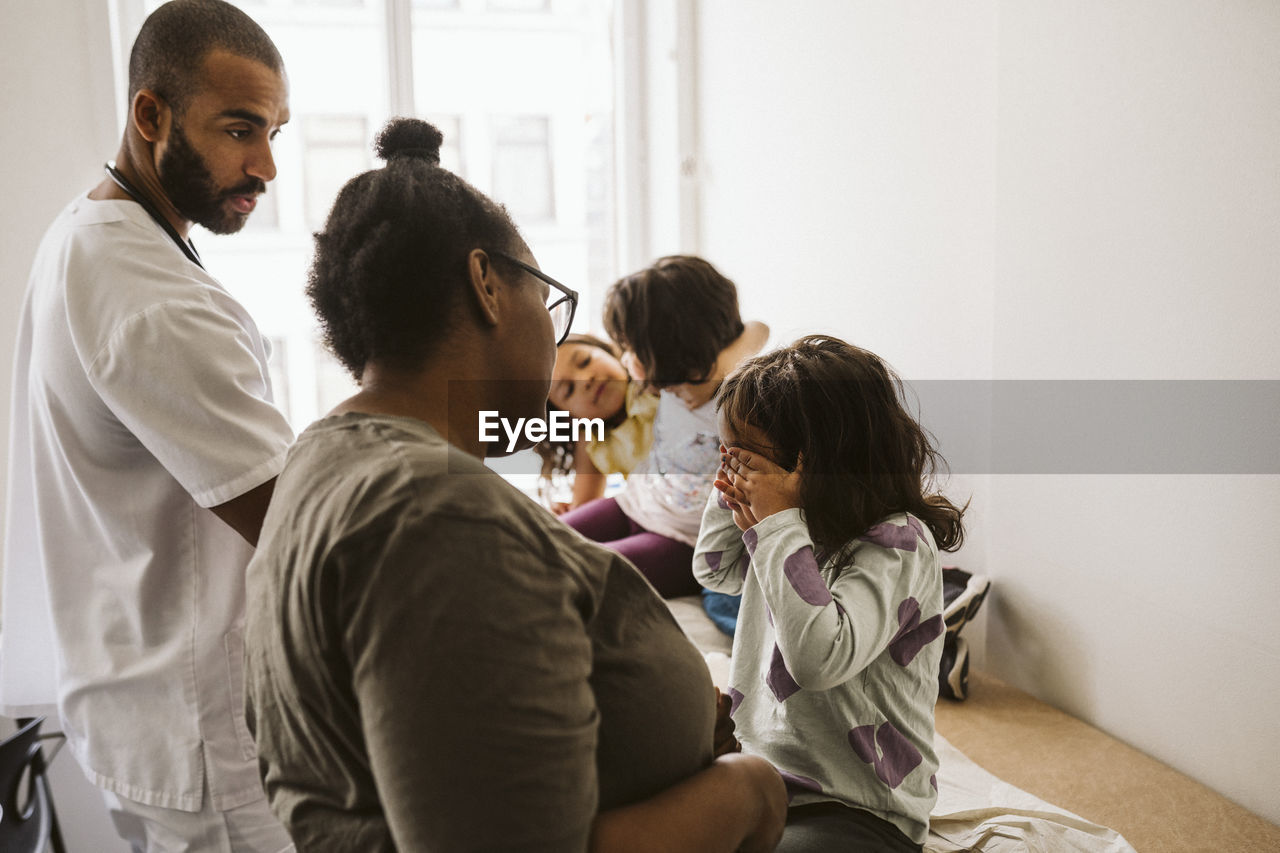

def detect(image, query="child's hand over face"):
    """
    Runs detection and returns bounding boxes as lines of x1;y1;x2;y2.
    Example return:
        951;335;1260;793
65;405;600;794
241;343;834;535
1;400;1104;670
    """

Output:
714;445;802;530
713;450;757;531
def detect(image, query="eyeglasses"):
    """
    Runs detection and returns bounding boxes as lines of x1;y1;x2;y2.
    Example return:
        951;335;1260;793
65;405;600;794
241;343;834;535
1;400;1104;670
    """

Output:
494;252;579;346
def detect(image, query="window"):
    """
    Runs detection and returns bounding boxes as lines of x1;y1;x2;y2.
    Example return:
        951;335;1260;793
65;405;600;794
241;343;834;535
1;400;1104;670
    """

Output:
491;116;554;222
302;115;370;229
122;0;619;440
425;114;464;175
487;0;549;11
243;181;280;231
266;336;291;423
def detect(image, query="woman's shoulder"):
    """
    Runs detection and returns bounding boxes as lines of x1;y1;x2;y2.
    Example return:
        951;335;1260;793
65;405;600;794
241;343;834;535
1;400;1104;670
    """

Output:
282;413;528;534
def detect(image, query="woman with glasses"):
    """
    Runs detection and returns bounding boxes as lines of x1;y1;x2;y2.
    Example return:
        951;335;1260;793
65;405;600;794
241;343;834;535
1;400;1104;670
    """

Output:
242;118;786;852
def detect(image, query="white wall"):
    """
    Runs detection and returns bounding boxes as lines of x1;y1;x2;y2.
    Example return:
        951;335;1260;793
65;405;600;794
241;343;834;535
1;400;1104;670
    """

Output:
986;0;1280;824
695;0;1280;825
694;0;998;646
0;0;133;846
0;0;118;531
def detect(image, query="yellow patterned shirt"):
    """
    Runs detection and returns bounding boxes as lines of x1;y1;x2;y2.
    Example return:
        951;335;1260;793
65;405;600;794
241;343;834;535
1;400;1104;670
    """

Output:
584;382;659;476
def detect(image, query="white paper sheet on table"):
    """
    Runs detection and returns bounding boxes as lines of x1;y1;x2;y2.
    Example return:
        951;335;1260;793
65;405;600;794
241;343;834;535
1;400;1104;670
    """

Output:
927;734;1137;853
697;649;1135;852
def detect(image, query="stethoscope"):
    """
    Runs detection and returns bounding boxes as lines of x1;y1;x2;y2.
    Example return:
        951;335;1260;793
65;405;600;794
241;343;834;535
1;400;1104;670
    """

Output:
104;161;204;270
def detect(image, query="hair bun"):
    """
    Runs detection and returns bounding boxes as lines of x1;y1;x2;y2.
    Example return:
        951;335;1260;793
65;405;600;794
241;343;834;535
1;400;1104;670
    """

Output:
374;117;443;165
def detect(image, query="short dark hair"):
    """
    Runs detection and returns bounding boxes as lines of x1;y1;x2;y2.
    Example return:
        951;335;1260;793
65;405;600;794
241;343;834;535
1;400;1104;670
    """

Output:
717;335;966;557
129;0;284;113
603;255;744;387
308;118;524;379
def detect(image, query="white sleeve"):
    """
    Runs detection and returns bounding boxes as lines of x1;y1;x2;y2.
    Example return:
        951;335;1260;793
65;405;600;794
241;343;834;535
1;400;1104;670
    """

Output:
88;298;293;507
692;488;748;594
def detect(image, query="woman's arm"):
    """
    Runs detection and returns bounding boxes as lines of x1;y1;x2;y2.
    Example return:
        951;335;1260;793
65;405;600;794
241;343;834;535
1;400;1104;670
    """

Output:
590;752;786;853
348;517;602;850
347;513;781;851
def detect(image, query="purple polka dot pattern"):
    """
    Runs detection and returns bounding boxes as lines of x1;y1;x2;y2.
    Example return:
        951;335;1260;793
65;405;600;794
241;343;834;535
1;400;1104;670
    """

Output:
742;527;759;554
779;771;824;802
887;597;944;666
766;643;801;702
717;491;730;510
704;550;721;574
783;546;833;606
727;687;745;715
930;774;938;791
847;721;923;789
859;517;925;552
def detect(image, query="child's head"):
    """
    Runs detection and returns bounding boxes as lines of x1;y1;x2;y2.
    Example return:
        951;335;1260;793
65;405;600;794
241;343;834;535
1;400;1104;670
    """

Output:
534;333;628;484
717;335;965;555
603;255;744;389
549;333;630;424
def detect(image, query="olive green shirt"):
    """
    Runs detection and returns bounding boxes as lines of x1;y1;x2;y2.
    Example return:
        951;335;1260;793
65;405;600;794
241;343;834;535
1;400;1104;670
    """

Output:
245;413;715;852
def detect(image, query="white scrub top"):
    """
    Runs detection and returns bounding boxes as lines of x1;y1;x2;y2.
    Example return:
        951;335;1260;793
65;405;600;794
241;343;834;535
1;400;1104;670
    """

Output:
2;193;293;811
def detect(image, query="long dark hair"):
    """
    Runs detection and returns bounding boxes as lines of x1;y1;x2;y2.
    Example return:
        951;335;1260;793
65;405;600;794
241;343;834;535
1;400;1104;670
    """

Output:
717;335;966;558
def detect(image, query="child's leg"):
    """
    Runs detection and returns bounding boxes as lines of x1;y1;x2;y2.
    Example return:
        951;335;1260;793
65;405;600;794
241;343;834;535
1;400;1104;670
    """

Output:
559;497;633;542
608;532;699;598
776;802;921;852
562;499;699;597
700;589;742;637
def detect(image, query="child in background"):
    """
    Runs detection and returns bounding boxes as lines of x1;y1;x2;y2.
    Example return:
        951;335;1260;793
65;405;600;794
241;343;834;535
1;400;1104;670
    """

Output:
559;255;767;600
695;335;967;853
536;333;659;514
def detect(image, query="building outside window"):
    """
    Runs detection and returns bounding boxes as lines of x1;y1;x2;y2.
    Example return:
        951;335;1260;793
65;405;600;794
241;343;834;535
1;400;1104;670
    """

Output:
425;113;464;175
491;115;555;222
487;0;550;12
301;114;370;229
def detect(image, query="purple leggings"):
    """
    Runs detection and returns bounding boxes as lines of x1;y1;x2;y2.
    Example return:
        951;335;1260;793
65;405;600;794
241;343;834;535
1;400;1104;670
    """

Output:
560;497;699;598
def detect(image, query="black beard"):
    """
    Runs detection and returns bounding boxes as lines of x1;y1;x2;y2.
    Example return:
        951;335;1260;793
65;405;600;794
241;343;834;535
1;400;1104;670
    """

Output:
158;121;264;235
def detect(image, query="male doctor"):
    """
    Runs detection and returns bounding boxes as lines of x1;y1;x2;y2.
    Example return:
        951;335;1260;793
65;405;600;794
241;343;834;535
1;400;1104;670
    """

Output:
2;1;295;849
